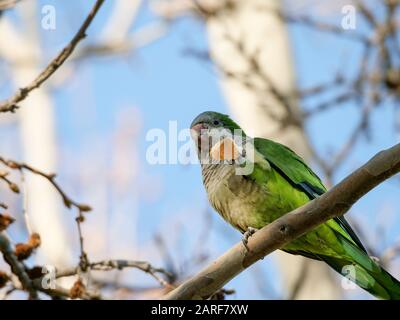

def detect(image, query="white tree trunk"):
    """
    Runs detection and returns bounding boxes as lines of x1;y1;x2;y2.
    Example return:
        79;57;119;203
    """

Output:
205;0;341;299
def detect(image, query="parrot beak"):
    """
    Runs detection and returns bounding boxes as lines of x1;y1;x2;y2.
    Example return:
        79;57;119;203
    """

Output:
190;123;207;146
190;123;205;134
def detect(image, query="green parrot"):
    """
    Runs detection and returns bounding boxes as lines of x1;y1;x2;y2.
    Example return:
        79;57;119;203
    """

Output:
190;111;400;300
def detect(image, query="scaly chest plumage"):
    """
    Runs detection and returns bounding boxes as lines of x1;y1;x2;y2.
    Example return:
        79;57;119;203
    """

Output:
202;164;285;232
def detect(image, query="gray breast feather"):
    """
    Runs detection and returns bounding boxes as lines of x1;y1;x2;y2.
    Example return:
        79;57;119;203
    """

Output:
202;163;269;231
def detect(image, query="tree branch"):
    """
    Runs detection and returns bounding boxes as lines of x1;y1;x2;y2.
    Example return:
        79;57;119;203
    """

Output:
51;259;174;288
0;0;22;11
0;0;105;113
0;156;91;211
163;142;400;299
0;233;38;299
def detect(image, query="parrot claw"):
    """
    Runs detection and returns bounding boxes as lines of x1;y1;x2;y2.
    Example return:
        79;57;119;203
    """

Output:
242;227;258;252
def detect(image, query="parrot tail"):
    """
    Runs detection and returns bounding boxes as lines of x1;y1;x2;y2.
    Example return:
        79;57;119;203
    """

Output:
318;235;400;300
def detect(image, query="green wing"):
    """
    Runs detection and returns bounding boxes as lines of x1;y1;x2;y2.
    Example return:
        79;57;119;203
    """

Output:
254;138;326;195
253;137;367;253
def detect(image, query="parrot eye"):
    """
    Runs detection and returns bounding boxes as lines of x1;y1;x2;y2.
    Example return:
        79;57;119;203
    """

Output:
213;120;221;126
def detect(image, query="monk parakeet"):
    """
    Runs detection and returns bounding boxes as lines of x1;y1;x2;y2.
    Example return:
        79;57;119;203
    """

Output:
190;111;400;300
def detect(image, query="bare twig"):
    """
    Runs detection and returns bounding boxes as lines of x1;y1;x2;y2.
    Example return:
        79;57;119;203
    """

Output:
51;259;174;289
0;170;19;194
0;0;21;11
355;0;378;28
0;233;38;299
90;260;174;288
0;213;14;231
303;91;357;118
34;283;100;300
329;102;374;172
0;156;91;211
295;74;346;98
0;0;105;113
75;209;89;271
277;11;370;44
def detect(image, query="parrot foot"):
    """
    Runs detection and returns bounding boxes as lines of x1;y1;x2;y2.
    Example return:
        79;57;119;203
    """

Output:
242;227;259;252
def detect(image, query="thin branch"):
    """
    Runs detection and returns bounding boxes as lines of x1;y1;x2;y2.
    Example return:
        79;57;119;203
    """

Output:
303;91;357;118
34;283;99;300
0;170;19;194
295;74;346;99
90;260;174;288
0;233;38;299
0;156;91;211
29;260;171;300
0;0;21;11
52;259;174;289
164;143;400;299
329;103;373;171
277;11;370;44
0;0;105;113
75;209;89;271
355;0;379;28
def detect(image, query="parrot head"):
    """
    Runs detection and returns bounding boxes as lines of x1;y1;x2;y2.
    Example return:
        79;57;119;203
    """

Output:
190;111;246;163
